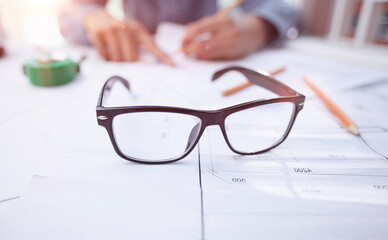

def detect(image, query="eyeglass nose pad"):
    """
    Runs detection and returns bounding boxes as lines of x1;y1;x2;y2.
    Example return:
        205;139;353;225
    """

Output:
185;122;201;151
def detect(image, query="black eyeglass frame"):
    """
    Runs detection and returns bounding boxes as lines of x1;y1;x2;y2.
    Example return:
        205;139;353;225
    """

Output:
96;66;305;164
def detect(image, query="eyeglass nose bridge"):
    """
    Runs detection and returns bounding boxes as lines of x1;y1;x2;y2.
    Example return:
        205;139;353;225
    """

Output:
201;111;226;127
184;111;227;152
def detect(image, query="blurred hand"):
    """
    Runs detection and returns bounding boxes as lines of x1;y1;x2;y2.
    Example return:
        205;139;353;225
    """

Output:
84;10;174;65
181;15;277;60
0;20;4;57
0;46;4;58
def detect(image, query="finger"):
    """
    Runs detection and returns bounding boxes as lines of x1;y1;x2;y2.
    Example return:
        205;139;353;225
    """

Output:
103;26;121;61
154;48;175;66
185;29;224;57
90;30;108;60
118;23;138;61
189;32;236;60
198;43;240;60
182;17;231;52
197;45;228;60
134;23;175;66
189;39;224;60
182;17;213;47
147;42;175;66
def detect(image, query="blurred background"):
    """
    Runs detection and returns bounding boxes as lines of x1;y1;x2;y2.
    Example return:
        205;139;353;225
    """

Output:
301;0;388;46
0;0;387;65
0;0;123;48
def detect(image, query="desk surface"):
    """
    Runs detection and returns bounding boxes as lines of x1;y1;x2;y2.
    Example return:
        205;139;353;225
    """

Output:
1;24;388;240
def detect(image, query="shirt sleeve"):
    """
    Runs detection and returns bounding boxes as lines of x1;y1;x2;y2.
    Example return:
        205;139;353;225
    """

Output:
59;0;107;45
240;0;297;45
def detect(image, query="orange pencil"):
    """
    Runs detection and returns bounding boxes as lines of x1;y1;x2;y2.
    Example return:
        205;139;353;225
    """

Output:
216;0;244;18
303;75;360;136
222;66;286;97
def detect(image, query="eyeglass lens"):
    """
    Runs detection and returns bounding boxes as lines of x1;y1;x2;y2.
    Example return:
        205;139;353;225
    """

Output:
112;112;201;162
224;102;295;153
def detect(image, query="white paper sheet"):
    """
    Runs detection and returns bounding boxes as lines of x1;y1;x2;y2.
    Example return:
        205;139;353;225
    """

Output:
0;176;202;240
1;23;388;239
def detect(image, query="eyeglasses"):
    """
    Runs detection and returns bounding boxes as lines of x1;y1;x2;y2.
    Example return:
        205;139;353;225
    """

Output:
96;66;305;164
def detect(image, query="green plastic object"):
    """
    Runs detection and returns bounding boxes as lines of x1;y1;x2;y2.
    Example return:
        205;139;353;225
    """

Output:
23;53;80;87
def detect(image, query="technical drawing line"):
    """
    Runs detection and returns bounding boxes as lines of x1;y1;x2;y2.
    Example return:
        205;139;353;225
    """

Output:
0;196;20;203
345;78;388;91
359;126;387;132
210;170;388;178
197;146;206;240
291;125;387;134
207;134;215;175
202;211;388;217
359;133;388;163
206;170;230;183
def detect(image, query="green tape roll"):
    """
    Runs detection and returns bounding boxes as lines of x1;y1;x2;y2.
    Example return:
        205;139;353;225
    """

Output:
23;54;80;87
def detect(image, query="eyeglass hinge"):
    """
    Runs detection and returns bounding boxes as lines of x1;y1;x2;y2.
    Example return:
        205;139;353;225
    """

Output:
97;115;109;120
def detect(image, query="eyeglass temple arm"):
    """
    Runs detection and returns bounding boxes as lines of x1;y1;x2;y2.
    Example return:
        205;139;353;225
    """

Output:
212;66;300;97
97;76;131;107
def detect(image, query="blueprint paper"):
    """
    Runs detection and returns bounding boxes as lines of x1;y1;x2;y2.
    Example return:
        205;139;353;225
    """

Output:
1;23;388;239
0;176;202;240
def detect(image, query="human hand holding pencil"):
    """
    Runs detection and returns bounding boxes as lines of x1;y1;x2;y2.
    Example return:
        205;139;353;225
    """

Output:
181;0;277;60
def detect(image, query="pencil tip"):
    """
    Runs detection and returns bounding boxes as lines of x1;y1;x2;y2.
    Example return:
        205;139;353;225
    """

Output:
348;124;360;136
